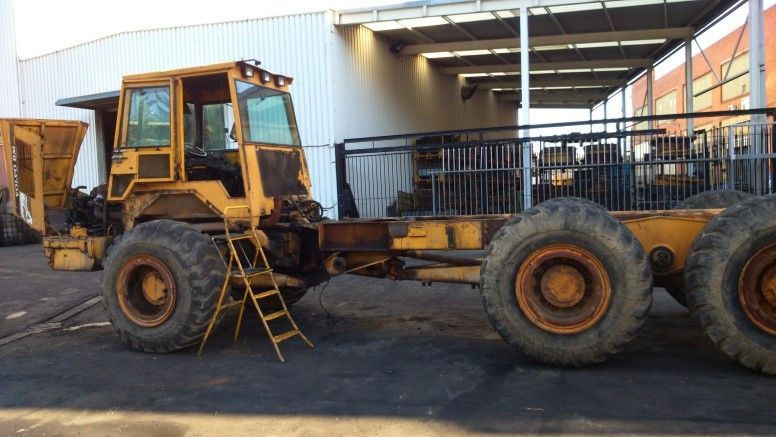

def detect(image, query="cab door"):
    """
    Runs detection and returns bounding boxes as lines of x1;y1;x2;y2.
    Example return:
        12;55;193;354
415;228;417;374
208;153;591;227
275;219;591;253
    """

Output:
230;78;311;217
108;79;176;200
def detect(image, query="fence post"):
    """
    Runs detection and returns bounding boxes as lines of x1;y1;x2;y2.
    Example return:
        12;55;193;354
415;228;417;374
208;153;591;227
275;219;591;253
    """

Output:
334;142;347;219
431;172;437;215
727;128;736;190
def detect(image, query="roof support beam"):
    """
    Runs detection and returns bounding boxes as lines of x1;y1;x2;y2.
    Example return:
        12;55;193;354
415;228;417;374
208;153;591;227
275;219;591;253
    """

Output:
478;78;622;89
522;102;593;109
337;0;606;25
441;58;650;75
499;90;609;101
400;27;693;55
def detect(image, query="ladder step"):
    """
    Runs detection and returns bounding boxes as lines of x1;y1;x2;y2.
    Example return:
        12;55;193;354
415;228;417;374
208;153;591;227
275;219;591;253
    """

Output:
254;289;280;299
263;310;287;321
219;300;244;311
211;233;254;242
273;330;299;343
231;267;271;278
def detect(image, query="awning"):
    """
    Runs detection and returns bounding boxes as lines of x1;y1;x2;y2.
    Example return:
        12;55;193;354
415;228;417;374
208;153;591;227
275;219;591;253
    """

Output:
336;0;741;108
56;90;120;112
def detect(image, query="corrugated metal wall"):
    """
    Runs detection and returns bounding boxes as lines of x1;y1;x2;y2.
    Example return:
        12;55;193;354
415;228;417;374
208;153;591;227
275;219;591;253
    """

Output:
331;24;516;141
331;24;517;216
4;10;516;218
15;12;337;208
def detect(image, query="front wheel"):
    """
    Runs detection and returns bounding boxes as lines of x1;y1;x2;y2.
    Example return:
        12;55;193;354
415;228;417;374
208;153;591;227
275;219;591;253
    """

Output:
101;220;225;352
480;198;653;366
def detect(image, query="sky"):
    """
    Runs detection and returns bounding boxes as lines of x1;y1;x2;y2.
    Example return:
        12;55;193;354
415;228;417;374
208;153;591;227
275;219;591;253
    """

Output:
9;0;773;130
12;0;396;59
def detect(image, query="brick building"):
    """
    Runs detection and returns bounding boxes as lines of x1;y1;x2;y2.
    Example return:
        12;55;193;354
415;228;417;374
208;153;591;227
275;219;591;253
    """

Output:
632;4;776;132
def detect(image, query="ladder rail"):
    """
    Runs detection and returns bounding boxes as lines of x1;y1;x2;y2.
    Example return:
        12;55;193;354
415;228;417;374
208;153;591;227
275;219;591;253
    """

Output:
198;204;313;361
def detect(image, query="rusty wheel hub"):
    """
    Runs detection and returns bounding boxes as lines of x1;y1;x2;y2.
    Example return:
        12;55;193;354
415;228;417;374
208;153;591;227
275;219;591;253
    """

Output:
116;255;177;327
739;243;776;335
516;244;612;334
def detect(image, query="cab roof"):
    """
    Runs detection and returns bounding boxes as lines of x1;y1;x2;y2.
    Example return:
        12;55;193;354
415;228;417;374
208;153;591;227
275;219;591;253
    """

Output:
57;61;293;112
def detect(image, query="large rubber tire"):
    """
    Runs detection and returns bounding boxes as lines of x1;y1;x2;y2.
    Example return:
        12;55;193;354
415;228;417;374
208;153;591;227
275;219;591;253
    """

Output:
684;195;776;374
480;198;653;366
101;220;225;353
675;189;754;209
665;190;756;306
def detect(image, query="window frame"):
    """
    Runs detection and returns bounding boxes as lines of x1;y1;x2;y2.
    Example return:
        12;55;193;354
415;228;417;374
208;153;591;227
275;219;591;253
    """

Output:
233;79;301;148
654;90;677;116
684;72;713;111
720;52;750;102
118;80;174;150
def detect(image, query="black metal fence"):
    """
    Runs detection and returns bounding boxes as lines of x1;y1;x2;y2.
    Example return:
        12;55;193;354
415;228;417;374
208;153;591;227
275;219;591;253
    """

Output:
336;109;776;218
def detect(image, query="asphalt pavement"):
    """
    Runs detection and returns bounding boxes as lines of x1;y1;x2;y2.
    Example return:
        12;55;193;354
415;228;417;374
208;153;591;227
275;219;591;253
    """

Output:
0;244;774;436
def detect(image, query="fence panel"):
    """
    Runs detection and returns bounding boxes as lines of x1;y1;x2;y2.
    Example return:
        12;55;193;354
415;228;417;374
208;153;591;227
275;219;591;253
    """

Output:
337;111;776;218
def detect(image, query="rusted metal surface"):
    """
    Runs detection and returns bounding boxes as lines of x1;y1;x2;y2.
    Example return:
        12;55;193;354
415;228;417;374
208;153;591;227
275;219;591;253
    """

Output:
515;244;612;335
42;235;112;271
398;264;480;284
115;255;177;328
739;243;776;335
318;215;510;251
611;209;721;221
404;250;480;266
231;272;308;289
540;265;586;308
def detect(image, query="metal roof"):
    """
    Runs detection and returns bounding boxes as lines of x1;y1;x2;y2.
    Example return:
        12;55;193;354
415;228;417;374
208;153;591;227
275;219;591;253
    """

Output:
335;0;741;108
56;90;120;112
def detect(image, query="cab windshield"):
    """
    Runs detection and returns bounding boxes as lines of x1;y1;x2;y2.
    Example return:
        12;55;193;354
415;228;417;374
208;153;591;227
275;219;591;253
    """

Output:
234;80;301;147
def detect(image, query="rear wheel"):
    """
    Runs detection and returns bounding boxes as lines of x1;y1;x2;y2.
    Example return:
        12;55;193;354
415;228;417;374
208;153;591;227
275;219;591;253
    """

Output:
684;195;776;374
101;220;225;352
665;189;755;306
480;198;653;366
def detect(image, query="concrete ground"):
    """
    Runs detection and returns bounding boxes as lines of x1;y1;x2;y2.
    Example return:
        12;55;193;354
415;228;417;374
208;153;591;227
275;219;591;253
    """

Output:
0;244;774;437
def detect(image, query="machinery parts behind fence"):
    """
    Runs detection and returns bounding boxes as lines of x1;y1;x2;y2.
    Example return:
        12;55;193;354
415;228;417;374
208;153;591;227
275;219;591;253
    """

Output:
0;61;774;373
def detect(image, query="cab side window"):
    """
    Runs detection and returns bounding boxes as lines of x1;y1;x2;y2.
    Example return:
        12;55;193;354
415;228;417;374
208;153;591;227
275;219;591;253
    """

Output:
125;87;171;147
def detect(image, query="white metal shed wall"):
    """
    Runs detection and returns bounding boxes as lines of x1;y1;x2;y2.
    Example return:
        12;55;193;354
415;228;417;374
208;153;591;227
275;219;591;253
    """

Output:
15;12;337;208
0;0;20;117
331;24;516;216
331;24;516;141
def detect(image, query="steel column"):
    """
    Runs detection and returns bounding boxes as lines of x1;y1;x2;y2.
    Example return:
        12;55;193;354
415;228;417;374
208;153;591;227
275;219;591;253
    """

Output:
519;5;532;210
589;108;594;133
685;37;694;133
647;68;655;130
750;0;767;193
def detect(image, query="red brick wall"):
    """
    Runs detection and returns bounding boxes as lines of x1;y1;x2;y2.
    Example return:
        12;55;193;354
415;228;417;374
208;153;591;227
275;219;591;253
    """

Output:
632;5;776;131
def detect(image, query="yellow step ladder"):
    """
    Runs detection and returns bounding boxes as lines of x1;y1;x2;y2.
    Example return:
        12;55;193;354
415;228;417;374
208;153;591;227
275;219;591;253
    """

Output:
198;205;313;362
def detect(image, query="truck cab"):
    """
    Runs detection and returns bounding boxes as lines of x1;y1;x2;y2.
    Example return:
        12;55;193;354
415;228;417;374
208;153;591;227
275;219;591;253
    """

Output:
107;61;313;228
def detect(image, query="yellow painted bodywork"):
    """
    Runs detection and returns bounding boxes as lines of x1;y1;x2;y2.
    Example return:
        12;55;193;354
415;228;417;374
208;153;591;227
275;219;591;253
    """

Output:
43;236;113;271
0;119;87;233
106;62;312;226
621;212;716;274
389;220;488;250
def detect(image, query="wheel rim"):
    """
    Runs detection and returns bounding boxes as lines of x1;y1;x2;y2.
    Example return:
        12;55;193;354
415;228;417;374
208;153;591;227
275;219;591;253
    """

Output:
116;255;177;327
739;243;776;335
515;244;612;334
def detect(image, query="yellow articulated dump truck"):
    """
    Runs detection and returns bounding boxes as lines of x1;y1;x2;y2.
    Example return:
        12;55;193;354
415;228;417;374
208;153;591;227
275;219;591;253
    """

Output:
1;61;774;371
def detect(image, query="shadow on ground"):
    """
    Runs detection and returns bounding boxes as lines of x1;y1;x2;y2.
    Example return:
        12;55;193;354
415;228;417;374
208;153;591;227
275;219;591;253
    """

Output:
0;245;774;435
